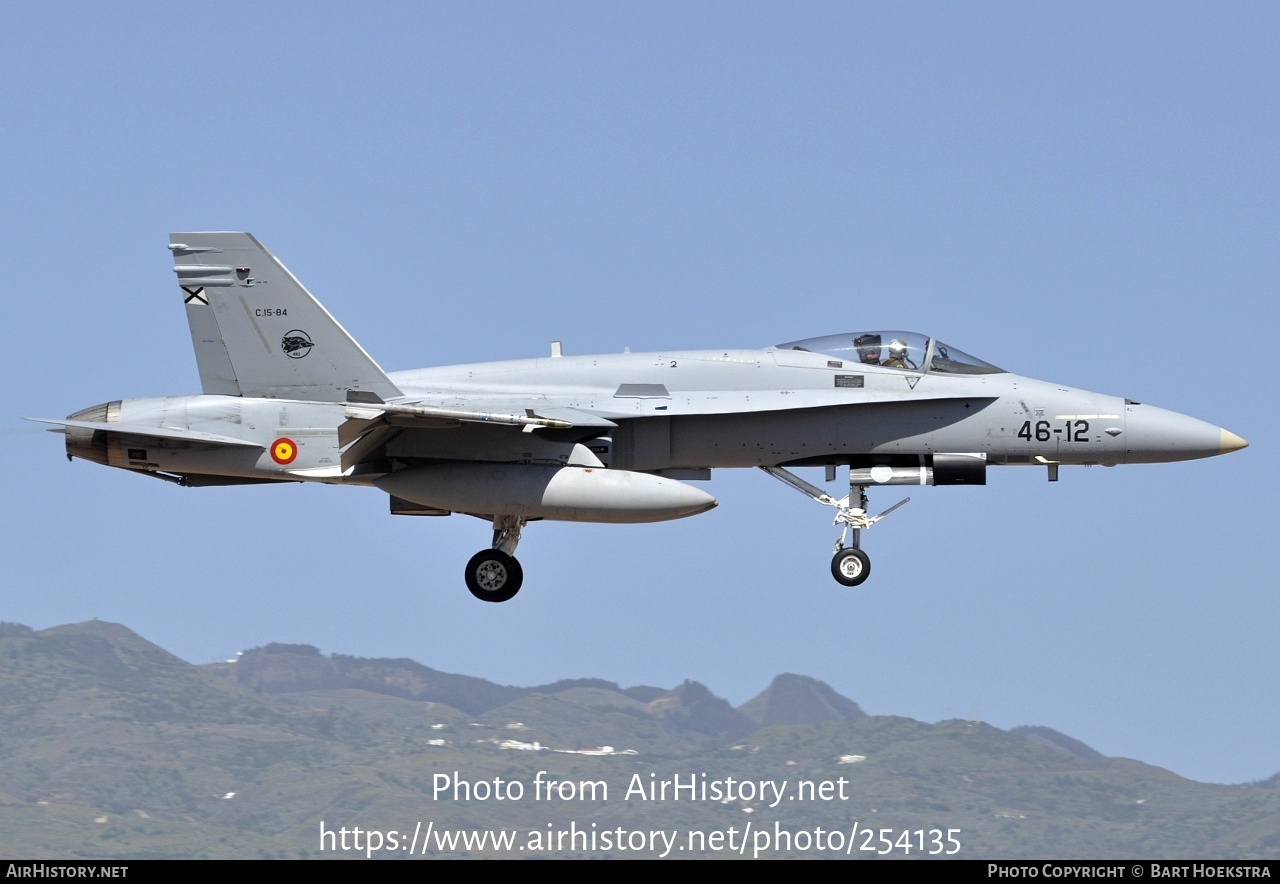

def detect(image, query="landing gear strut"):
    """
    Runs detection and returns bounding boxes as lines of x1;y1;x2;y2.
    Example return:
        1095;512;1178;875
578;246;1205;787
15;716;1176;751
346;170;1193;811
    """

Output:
760;466;909;588
464;515;526;602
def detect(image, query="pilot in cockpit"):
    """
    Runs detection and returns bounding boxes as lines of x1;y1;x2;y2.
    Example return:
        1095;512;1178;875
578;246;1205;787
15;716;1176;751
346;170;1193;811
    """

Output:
854;333;883;366
854;333;917;370
881;338;917;370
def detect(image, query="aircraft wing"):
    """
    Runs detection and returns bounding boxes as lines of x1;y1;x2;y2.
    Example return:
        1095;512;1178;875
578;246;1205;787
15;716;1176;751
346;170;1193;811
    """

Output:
339;390;994;447
379;387;989;423
337;402;616;471
336;391;997;472
26;418;265;448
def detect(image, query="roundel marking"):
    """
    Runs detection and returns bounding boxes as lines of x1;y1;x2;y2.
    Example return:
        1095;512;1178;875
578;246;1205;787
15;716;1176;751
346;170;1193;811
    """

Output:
270;437;298;465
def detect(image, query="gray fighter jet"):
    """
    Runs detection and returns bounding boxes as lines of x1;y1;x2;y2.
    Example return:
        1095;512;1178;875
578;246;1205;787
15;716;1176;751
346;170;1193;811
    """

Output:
32;233;1248;602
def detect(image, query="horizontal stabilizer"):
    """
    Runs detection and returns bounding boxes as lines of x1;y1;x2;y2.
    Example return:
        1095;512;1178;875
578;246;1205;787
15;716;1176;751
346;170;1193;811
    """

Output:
25;418;263;448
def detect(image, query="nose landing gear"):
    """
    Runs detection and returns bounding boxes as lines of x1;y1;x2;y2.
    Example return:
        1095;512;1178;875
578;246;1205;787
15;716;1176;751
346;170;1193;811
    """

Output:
760;466;909;588
831;546;871;587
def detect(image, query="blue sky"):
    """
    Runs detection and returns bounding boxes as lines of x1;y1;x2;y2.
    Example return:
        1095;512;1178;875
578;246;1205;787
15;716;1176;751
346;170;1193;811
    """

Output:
2;2;1275;785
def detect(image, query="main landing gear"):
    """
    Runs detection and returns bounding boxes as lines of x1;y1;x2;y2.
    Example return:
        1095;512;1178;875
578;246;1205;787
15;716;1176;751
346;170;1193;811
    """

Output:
464;515;526;602
760;466;910;588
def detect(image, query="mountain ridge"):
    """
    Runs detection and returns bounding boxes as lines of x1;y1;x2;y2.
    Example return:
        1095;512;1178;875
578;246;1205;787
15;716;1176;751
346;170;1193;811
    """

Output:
1;620;1276;859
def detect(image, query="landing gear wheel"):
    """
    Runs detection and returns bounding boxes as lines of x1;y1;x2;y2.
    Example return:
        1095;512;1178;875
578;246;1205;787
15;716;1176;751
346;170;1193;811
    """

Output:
465;550;523;602
831;548;871;587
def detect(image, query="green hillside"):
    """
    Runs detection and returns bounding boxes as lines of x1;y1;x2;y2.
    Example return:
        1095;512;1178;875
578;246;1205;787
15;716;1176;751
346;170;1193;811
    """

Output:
0;621;1276;859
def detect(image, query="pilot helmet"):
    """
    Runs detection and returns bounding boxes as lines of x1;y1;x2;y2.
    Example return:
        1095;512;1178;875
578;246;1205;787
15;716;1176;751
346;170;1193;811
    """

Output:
888;339;908;360
854;333;882;364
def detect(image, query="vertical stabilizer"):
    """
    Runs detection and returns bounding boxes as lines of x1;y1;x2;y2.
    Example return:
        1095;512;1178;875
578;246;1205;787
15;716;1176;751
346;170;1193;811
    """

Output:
169;232;402;402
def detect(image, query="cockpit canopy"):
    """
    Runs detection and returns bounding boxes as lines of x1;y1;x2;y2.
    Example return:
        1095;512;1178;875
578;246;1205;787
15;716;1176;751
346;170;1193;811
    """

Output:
776;331;1003;374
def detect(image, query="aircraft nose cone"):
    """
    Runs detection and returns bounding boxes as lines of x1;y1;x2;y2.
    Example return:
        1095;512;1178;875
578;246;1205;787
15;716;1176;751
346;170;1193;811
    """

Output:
1125;405;1246;463
1220;429;1248;453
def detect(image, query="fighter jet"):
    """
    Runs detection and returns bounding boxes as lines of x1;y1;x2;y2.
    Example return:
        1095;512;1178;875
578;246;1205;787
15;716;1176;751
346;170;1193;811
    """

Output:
32;233;1248;602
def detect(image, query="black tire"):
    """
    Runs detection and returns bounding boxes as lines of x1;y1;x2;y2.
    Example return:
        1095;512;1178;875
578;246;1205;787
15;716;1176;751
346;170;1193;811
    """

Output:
831;548;871;587
464;550;523;602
